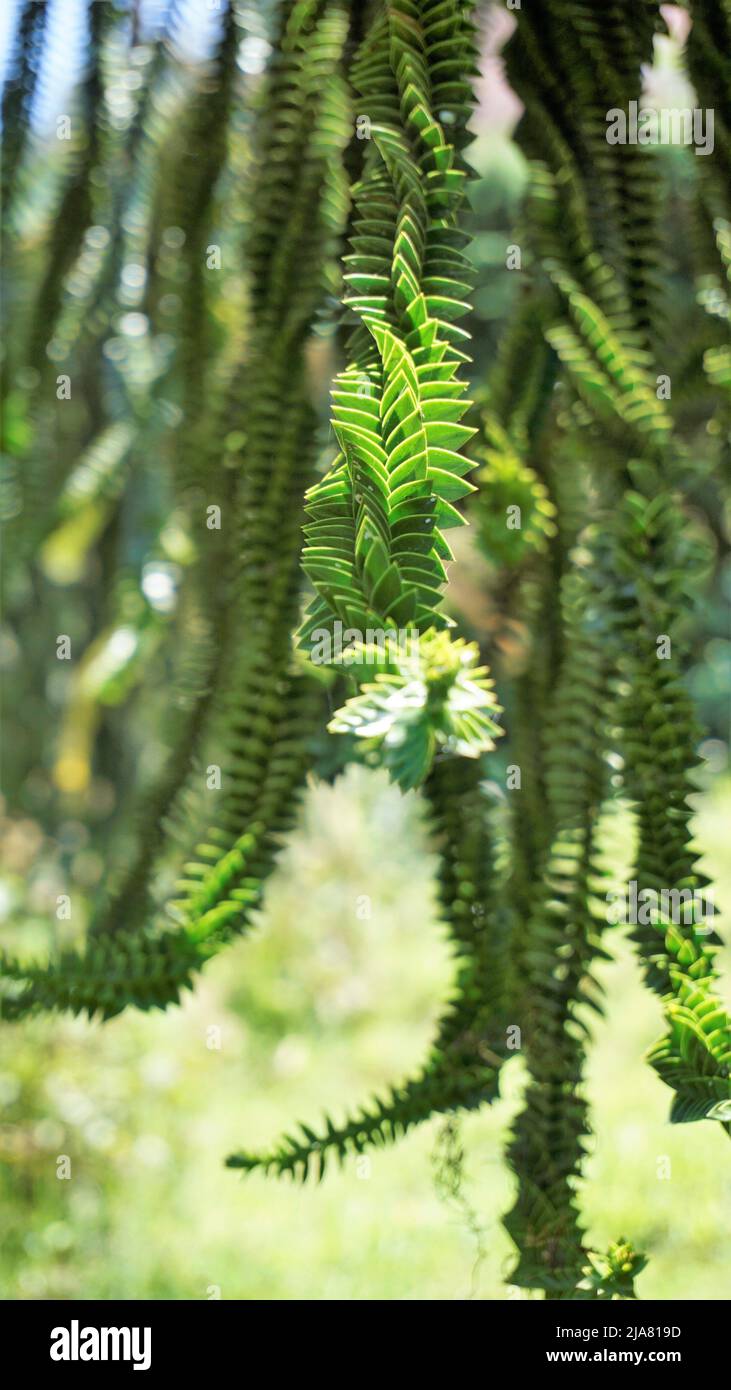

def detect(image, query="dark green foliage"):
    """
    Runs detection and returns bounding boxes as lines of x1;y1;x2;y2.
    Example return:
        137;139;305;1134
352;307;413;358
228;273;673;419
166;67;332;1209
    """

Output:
165;0;354;944
504;562;614;1296
1;0;49;218
0;931;205;1021
226;1;515;1184
608;479;731;1131
87;5;242;943
1;0;355;1008
466;0;730;1294
227;754;509;1179
685;0;731;221
1;0;729;1304
26;1;110;369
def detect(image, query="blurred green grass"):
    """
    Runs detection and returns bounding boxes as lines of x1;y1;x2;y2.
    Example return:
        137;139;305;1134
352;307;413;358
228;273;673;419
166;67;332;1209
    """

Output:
1;768;729;1301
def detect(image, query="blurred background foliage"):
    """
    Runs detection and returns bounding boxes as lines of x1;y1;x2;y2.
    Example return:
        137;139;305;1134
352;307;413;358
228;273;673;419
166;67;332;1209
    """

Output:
1;774;730;1300
1;1;729;1298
